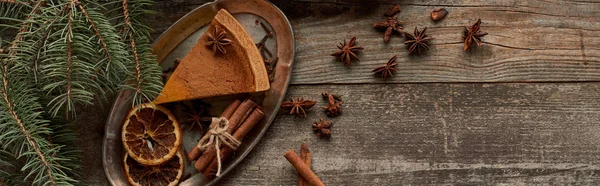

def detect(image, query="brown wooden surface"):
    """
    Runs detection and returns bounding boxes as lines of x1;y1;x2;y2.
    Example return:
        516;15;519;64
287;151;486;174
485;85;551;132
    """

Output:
79;0;600;185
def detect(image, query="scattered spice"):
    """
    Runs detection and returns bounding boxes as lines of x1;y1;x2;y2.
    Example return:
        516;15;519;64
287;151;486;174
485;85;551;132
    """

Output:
256;35;273;59
373;16;403;43
322;92;342;116
264;56;279;82
385;4;402;17
463;19;488;51
161;58;181;83
331;36;363;67
173;58;181;69
404;27;434;55
265;57;278;72
182;101;211;132
321;91;342;101
256;20;278;82
161;73;167;83
312;118;333;138
260;21;274;37
280;97;317;117
205;26;232;55
162;58;181;74
372;55;398;81
430;8;448;21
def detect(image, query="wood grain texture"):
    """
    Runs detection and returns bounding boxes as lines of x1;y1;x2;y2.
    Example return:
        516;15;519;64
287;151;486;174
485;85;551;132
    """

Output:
217;83;600;185
273;0;600;84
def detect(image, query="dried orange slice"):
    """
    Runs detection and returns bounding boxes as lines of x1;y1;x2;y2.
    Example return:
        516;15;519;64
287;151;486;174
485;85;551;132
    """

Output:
122;103;182;165
124;151;184;186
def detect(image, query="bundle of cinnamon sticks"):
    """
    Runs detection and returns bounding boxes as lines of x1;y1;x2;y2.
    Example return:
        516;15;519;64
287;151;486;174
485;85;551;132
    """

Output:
187;98;265;177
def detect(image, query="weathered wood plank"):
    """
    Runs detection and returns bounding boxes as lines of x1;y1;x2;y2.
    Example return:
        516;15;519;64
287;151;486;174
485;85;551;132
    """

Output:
150;0;600;84
274;0;600;84
217;83;600;185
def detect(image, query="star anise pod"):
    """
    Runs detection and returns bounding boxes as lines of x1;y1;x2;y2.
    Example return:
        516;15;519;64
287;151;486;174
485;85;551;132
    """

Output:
205;26;232;55
462;19;488;51
182;102;211;132
312;118;333;138
280;97;317;117
322;92;342;117
404;27;434;55
372;55;398;81
331;36;363;67
373;16;403;42
161;58;181;83
321;91;342;101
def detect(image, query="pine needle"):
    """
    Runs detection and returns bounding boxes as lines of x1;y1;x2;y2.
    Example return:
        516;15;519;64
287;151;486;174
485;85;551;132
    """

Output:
0;0;164;184
113;0;163;108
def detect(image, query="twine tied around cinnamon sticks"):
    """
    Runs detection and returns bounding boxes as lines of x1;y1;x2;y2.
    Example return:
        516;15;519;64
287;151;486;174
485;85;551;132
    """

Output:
196;117;241;176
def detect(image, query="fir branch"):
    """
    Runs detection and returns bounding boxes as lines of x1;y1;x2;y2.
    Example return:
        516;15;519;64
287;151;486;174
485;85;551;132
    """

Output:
3;1;45;83
0;2;77;184
0;0;160;185
0;62;77;185
0;64;55;185
6;0;40;57
41;0;108;117
122;0;143;95
0;0;29;24
76;1;112;64
1;0;50;83
44;116;81;177
84;2;129;87
75;0;129;85
129;32;143;93
116;0;163;107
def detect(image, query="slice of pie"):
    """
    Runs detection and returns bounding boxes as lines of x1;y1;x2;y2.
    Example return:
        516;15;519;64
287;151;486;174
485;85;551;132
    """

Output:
154;9;269;104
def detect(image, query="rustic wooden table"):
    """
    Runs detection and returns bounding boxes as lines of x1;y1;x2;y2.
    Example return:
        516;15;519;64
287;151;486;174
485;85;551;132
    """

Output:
80;0;600;185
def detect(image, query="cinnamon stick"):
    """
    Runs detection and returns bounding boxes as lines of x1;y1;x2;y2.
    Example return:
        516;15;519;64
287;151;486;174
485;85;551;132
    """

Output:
284;149;325;186
194;98;256;170
298;144;311;186
187;99;241;160
221;100;242;119
227;98;256;132
202;108;265;177
235;104;255;132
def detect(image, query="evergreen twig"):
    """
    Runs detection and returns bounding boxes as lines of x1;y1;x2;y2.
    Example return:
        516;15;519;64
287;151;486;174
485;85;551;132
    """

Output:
0;2;78;184
114;0;163;107
0;0;163;185
0;54;78;185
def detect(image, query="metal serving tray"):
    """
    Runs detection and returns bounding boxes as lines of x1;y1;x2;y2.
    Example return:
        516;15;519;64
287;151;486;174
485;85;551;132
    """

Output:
103;0;294;185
